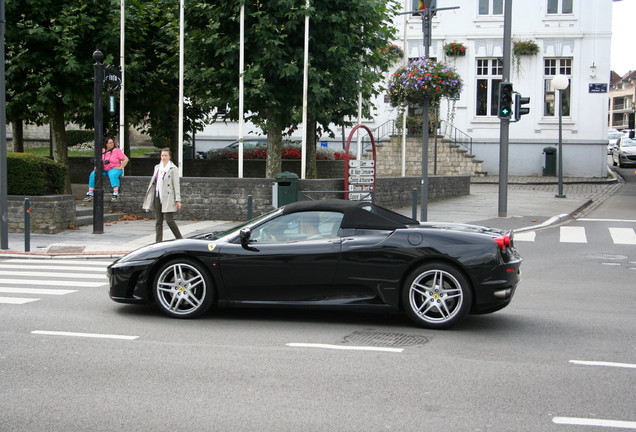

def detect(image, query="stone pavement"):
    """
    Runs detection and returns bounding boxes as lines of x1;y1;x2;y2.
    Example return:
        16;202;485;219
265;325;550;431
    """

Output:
0;174;622;259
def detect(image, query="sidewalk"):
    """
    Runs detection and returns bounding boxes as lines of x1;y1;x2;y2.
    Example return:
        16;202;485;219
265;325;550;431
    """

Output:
0;174;621;259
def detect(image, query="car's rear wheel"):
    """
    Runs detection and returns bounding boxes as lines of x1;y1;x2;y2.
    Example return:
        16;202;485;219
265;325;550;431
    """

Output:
152;258;214;318
402;262;472;329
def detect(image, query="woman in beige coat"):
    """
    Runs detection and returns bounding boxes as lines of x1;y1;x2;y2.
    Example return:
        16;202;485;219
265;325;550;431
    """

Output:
142;148;183;242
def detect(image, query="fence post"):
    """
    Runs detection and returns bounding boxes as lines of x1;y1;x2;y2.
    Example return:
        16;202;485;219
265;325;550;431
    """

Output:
24;198;30;252
247;195;253;220
411;188;418;221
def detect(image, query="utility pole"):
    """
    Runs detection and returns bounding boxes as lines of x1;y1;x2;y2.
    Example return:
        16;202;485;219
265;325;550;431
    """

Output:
93;50;105;234
498;0;513;217
0;0;8;250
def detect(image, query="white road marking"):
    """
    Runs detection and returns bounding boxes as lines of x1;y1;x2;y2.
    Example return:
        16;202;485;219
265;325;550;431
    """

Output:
513;231;535;242
553;417;636;429
0;287;77;295
560;226;587;243
287;343;403;353
0;270;105;280
0;279;104;288
2;259;111;266
0;297;40;304
0;263;106;272
579;218;636;223
31;330;139;340
609;227;636;245
570;360;636;369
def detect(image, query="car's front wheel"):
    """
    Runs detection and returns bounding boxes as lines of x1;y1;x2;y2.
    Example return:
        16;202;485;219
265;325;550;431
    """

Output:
402;262;472;329
152;258;214;318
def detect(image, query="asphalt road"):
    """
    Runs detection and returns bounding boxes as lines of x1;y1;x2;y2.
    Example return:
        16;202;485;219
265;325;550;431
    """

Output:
1;168;634;432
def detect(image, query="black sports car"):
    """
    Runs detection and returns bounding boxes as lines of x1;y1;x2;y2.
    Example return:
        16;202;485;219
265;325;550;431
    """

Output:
108;199;522;329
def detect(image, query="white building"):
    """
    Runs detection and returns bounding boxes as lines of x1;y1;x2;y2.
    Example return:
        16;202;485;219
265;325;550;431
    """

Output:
197;0;612;178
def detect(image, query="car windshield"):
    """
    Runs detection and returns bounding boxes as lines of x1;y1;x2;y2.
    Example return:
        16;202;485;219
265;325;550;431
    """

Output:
621;138;636;147
608;132;622;140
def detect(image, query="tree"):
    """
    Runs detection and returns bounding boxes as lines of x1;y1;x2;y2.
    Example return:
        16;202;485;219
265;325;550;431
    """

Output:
5;0;119;192
186;0;399;178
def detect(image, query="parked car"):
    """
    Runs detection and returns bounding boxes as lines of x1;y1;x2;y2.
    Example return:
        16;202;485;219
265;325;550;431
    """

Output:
608;129;622;154
612;135;636;167
108;199;522;329
225;138;268;151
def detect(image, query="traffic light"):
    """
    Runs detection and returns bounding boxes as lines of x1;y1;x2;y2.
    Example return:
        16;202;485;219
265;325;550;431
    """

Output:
498;82;513;120
514;93;530;121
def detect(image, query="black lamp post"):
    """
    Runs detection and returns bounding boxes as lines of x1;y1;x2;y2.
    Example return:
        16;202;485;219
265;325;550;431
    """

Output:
93;50;105;234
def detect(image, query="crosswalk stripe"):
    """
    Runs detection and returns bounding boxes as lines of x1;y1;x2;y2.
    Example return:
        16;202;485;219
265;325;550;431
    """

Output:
609;228;636;245
0;264;107;272
559;226;587;243
0;270;106;280
0;279;105;288
0;259;111;267
514;232;535;242
0;297;40;304
0;288;77;295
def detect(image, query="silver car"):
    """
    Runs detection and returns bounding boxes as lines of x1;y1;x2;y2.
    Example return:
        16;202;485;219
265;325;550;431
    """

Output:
612;135;636;167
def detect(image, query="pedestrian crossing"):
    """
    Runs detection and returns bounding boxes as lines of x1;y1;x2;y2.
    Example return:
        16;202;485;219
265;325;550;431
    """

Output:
0;259;111;305
515;225;636;245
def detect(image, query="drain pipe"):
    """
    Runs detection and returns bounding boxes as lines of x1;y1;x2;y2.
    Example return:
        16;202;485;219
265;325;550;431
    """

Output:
24;198;30;252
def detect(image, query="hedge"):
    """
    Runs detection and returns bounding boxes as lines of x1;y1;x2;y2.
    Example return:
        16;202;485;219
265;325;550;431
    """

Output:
7;152;67;195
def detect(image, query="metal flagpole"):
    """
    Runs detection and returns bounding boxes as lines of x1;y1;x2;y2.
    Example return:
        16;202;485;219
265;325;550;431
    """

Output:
119;0;125;149
0;0;8;249
177;0;184;176
238;3;245;178
300;0;310;179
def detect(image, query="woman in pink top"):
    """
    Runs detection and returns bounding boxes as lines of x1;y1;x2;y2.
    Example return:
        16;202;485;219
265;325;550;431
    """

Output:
83;137;129;202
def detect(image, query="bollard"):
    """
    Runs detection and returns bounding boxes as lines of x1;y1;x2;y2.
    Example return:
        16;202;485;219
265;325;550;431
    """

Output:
411;188;418;221
24;198;31;252
247;195;253;220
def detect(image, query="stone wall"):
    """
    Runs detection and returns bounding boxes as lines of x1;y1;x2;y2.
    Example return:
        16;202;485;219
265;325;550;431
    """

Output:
7;195;76;234
110;176;470;221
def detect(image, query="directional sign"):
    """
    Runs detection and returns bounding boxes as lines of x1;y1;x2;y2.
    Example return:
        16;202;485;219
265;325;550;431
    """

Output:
349;168;375;176
348;176;374;184
349;159;375;168
348;193;373;201
348;184;374;191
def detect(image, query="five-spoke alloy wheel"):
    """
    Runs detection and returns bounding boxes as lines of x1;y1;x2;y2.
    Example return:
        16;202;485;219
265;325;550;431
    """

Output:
152;258;214;318
402;262;472;329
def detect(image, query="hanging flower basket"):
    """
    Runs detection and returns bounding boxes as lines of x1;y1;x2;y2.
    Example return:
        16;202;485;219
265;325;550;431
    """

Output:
513;40;539;56
444;42;466;56
387;58;463;106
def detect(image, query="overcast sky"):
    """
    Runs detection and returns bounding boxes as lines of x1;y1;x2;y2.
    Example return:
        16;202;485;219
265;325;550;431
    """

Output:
611;0;635;76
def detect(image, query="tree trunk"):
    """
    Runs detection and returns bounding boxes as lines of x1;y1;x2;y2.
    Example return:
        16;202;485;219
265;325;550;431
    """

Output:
11;120;24;152
265;119;283;179
305;120;317;179
50;101;72;194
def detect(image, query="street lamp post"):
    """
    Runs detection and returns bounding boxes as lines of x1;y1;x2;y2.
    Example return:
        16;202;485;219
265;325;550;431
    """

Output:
93;50;105;234
552;74;569;198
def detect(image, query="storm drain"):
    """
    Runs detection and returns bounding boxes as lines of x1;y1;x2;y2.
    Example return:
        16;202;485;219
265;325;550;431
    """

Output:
341;330;429;348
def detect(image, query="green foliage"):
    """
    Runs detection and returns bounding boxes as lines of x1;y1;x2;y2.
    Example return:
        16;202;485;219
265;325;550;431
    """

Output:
66;130;94;148
7;153;67;195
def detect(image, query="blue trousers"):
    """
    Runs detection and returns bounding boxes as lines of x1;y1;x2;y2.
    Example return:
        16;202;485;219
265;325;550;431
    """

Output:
88;168;123;189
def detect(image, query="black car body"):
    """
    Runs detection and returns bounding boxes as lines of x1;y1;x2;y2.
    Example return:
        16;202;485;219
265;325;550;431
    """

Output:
108;199;522;329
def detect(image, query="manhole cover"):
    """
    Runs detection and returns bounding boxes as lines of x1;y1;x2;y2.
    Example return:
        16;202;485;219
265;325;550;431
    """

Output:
47;246;86;253
341;330;429;348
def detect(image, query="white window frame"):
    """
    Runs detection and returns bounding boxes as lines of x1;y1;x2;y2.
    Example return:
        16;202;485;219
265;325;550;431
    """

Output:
547;0;573;15
543;58;572;117
478;0;504;15
475;58;503;117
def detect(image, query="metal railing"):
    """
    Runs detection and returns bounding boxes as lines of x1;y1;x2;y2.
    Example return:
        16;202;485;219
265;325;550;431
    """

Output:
438;120;473;155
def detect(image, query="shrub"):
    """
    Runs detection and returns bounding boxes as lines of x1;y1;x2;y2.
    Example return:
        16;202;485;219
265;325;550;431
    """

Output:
66;130;94;148
7;152;66;195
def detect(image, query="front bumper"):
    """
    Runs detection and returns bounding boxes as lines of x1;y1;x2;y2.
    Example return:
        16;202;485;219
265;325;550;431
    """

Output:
108;260;154;304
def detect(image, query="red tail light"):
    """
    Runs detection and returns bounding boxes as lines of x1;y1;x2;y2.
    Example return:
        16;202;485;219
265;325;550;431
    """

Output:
493;235;511;250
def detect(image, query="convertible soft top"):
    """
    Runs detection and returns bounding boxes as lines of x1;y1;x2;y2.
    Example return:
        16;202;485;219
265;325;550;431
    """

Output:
282;199;419;230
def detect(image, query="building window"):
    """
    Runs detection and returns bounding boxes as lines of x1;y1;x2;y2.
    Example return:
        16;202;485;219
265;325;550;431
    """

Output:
547;0;573;14
544;58;572;117
475;59;502;116
479;0;503;15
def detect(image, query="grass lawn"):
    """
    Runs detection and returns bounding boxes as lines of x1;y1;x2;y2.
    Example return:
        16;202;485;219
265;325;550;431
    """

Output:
24;147;156;158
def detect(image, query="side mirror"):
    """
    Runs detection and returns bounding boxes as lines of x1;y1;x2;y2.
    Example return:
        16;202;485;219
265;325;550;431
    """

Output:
239;227;251;244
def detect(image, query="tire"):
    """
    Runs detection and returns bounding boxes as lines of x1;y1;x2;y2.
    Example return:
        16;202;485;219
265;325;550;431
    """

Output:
152;258;214;318
402;262;473;329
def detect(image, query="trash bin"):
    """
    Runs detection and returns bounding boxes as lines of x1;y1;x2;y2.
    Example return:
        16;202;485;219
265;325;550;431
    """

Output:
542;146;557;176
273;172;299;207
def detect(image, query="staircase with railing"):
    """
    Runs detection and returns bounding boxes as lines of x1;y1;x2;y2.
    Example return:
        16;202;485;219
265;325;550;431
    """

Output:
358;119;485;177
